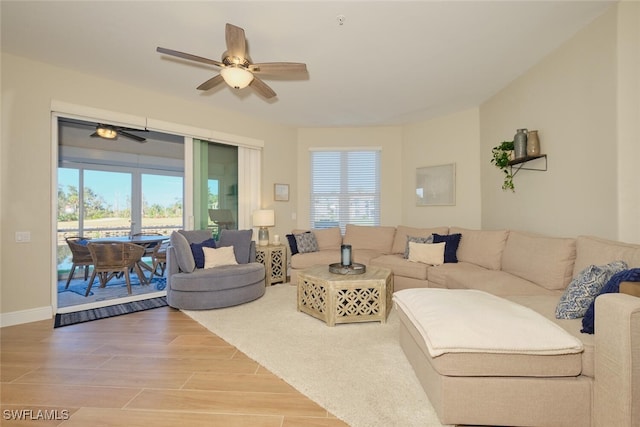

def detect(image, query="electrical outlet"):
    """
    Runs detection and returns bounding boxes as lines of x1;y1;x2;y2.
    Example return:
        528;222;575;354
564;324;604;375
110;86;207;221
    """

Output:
15;231;31;243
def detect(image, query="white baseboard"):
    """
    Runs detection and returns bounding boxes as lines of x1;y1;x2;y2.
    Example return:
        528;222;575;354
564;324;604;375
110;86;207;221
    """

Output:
0;306;53;327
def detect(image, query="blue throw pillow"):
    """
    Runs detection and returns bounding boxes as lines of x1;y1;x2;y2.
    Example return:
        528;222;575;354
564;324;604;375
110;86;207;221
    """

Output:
432;233;461;263
581;267;640;334
286;234;299;255
190;238;217;269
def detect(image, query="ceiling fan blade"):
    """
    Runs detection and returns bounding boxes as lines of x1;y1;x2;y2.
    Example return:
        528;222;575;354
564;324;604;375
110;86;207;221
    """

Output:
119;131;147;143
197;74;225;91
250;62;308;75
156;47;223;68
250;76;276;99
225;23;247;59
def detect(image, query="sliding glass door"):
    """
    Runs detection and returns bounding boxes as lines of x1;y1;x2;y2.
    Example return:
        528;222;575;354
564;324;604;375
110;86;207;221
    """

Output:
193;139;238;238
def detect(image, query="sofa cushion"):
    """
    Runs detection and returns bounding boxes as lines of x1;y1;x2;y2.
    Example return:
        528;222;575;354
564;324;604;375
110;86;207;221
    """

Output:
432;233;461;263
555;261;628;319
343;224;396;254
450;227;509;270
505;295;595;378
427;262;488;287
290;250;340;269
218;229;253;264
392;225;449;254
501;231;576;291
370;254;429;281
396;301;583;378
203;246;239;269
408;242;445;265
191;238;217;269
446;269;565;297
404;235;434;259
295;232;319;253
170;231;196;273
312;227;342;250
573;235;640;276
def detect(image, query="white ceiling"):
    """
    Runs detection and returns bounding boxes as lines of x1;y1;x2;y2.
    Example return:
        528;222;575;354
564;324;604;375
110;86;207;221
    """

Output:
1;1;616;128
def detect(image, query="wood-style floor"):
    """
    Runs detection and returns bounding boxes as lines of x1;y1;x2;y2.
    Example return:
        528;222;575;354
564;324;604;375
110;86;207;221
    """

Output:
0;306;348;426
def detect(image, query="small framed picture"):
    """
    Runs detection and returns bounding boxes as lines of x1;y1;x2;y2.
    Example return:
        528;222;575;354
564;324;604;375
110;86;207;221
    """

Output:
274;183;289;201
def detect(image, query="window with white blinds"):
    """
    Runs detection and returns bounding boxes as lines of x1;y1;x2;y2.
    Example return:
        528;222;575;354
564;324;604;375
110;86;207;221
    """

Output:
310;149;380;232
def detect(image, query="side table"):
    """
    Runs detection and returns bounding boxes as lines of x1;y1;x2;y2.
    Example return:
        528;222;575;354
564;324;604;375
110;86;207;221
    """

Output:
255;244;287;286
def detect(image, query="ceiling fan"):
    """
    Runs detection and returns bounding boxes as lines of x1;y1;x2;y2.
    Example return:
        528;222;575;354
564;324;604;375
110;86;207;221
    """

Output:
157;23;307;99
91;124;148;143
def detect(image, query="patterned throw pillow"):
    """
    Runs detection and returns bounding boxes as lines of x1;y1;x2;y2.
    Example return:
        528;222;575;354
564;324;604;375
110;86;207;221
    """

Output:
295;232;319;254
404;235;434;259
555;260;628;319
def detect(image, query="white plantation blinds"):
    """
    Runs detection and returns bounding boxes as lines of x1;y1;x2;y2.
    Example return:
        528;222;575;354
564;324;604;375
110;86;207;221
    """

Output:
310;149;381;232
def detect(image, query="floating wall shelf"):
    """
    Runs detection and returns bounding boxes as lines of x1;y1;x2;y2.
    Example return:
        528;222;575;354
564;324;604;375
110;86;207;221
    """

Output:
508;154;547;177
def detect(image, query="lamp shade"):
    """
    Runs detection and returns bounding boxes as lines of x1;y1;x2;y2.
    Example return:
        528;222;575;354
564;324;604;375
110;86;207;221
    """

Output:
220;66;254;89
252;210;275;227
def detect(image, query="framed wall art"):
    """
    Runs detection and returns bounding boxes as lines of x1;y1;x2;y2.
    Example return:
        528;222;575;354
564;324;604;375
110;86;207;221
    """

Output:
274;183;289;201
416;163;456;206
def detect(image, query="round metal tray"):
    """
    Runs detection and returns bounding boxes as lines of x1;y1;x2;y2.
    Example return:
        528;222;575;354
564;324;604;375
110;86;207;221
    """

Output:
328;262;366;275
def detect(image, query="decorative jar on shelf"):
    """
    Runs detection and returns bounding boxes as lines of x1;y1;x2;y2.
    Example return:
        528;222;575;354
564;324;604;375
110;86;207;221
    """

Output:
526;130;540;156
513;129;528;159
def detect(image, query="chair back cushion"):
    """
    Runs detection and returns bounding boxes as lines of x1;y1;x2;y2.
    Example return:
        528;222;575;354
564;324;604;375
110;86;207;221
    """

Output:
218;229;254;264
170;231;196;273
178;229;213;244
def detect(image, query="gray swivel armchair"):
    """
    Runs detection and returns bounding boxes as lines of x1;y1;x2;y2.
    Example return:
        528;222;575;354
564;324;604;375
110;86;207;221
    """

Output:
166;229;265;310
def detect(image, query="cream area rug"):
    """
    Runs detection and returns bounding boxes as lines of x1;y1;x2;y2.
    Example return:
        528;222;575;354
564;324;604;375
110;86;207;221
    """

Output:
184;284;447;427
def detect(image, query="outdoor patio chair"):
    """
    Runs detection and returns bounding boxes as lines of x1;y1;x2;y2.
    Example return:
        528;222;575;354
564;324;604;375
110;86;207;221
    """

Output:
151;239;169;277
86;242;147;296
64;236;94;289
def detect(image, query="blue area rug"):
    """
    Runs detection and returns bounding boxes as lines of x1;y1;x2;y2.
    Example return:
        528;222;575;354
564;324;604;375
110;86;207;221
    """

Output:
58;274;166;308
54;297;169;328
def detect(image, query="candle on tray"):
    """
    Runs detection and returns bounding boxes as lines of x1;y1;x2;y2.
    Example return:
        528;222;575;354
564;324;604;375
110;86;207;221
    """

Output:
341;244;352;267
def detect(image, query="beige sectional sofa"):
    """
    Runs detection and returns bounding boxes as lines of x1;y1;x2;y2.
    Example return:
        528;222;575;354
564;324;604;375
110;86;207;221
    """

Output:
288;225;640;427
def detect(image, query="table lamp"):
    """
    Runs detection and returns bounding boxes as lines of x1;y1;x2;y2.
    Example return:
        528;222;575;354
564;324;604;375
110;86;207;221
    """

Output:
252;209;275;246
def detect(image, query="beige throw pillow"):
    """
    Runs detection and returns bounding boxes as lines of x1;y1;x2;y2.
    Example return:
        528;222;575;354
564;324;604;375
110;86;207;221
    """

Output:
203;246;238;269
408;241;445;266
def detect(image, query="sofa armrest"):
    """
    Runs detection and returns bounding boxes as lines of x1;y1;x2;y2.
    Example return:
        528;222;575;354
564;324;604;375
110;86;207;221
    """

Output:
594;293;640;427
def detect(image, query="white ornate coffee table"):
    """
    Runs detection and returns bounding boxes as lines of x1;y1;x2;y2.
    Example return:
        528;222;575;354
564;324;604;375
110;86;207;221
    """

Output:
297;265;393;326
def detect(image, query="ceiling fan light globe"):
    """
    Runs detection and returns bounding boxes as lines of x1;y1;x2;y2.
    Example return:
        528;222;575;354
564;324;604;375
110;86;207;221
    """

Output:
220;66;254;89
96;126;117;139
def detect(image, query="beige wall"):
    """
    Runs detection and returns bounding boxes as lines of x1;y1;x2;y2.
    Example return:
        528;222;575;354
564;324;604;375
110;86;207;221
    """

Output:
616;1;640;242
296;127;403;228
1;53;298;322
480;6;620;239
402;108;482;229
